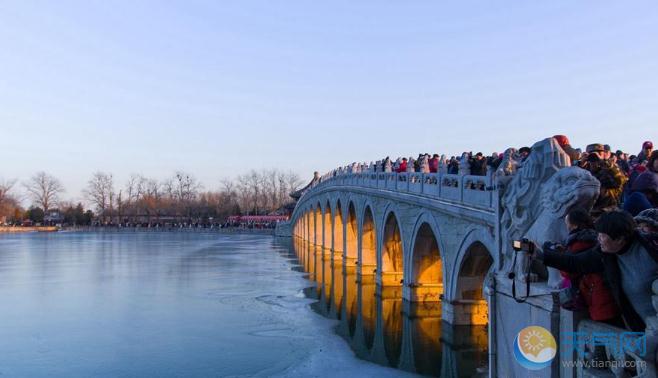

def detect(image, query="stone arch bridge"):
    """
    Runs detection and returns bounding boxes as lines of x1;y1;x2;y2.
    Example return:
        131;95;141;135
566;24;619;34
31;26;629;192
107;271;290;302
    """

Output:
276;137;658;377
288;170;497;326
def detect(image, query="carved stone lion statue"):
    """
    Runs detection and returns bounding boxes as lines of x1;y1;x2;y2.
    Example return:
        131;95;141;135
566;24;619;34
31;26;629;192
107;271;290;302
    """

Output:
525;167;600;287
500;138;600;289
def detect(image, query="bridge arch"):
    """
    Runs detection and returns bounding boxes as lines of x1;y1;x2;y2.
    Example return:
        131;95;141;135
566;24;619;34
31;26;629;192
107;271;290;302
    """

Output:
323;200;332;251
446;227;494;325
406;213;444;302
345;200;358;263
332;199;344;260
358;205;377;276
379;208;404;287
307;205;314;244
305;208;312;242
314;202;323;246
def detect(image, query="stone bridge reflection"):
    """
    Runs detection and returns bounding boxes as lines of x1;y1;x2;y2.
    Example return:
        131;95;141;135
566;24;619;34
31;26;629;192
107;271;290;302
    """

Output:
291;238;488;377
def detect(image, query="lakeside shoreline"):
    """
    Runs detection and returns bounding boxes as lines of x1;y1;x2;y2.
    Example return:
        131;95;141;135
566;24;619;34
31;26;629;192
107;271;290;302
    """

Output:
0;226;275;235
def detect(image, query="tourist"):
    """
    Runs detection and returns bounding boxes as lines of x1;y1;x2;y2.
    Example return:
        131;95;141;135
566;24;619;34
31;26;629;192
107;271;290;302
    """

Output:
649;150;658;173
448;157;459;174
623;169;658;216
407;157;415;173
535;211;658;331
635;209;658;235
429;154;439;173
383;156;392;173
581;144;627;217
603;144;612;160
616;150;631;174
554;207;621;323
518;147;531;162
396;157;408;173
470;152;487;176
553;135;581;163
633;141;653;166
487;152;501;171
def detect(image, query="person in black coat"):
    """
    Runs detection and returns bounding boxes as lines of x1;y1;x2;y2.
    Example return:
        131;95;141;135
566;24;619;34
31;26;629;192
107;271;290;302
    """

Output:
534;211;658;332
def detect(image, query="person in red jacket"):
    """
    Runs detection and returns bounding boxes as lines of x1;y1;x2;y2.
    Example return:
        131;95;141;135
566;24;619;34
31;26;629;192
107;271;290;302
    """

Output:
396;158;408;173
558;207;621;323
429;154;439;173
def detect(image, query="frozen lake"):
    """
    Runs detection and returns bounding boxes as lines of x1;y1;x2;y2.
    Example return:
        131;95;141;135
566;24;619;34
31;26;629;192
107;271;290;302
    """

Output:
0;231;485;377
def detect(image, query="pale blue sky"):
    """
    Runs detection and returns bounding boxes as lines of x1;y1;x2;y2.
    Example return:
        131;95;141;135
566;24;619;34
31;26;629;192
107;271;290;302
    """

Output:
1;1;657;202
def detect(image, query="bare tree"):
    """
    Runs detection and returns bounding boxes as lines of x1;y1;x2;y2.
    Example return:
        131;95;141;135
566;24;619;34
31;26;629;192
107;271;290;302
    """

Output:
172;171;201;202
0;178;16;208
285;171;302;197
0;178;20;222
23;172;64;212
85;172;114;222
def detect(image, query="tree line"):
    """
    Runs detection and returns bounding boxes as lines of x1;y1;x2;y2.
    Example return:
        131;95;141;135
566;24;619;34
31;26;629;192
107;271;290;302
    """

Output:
0;170;303;226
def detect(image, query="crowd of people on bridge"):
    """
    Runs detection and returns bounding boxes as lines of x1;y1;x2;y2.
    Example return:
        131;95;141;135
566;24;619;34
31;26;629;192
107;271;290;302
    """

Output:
321;136;658;333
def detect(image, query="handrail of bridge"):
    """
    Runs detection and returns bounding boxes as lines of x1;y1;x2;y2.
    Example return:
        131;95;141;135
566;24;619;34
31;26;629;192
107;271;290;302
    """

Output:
300;170;497;210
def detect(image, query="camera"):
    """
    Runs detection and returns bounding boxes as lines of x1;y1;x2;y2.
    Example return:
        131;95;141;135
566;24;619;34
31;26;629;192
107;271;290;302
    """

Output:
512;238;534;254
542;241;565;253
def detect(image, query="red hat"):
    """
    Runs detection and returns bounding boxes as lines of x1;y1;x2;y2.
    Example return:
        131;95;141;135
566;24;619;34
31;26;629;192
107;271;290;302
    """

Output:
553;135;569;147
643;141;653;149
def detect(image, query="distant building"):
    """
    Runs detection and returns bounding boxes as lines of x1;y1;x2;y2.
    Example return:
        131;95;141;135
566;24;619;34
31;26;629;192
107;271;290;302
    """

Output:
44;209;64;225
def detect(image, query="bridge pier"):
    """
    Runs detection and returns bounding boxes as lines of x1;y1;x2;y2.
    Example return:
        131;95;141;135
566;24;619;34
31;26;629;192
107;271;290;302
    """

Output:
320;247;332;261
376;283;402;300
404;283;443;303
442;299;488;326
357;263;376;277
377;271;403;286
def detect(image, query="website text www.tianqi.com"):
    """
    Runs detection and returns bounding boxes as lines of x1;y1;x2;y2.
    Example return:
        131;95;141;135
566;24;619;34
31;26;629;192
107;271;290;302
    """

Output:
560;359;646;370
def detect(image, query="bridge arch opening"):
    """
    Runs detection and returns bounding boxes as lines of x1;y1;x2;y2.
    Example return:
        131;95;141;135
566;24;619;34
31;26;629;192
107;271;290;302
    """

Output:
303;212;308;240
380;213;403;286
323;201;332;251
308;209;316;244
314;204;323;246
359;206;377;275
345;202;358;263
306;211;312;242
333;200;344;260
455;241;493;325
409;223;443;302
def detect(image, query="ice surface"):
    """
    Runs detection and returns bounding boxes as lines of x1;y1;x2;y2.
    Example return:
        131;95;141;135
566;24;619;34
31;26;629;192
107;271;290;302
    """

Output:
0;232;416;377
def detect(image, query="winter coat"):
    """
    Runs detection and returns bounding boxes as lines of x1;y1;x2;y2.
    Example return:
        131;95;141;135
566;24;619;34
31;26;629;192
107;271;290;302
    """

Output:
586;160;627;216
623;192;654;216
469;158;487;176
541;232;657;331
429;158;439;173
561;229;620;321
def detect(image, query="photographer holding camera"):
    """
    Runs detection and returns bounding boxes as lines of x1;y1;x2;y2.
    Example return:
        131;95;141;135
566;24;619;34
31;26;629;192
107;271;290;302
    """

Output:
534;210;658;332
549;207;620;324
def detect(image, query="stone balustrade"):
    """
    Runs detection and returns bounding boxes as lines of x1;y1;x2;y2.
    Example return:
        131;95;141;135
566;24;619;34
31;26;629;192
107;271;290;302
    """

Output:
306;171;495;210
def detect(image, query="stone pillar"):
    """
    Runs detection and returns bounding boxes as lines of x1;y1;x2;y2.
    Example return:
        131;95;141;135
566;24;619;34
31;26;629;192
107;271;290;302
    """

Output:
442;299;488;325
